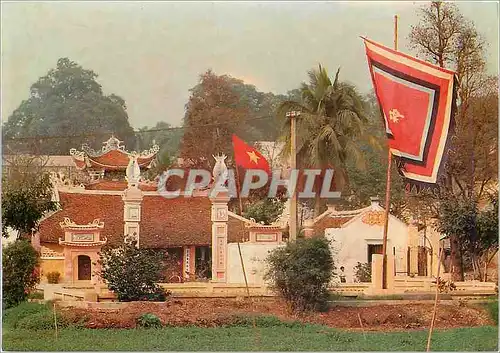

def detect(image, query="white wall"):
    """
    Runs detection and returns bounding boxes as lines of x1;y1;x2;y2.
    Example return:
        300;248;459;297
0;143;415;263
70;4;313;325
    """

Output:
325;214;408;283
226;243;283;285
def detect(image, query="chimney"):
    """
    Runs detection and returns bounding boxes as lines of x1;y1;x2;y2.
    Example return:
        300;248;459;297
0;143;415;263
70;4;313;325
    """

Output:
370;196;380;208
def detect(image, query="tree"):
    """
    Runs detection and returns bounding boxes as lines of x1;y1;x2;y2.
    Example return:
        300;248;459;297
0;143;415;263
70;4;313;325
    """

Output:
243;198;285;225
437;193;498;281
265;236;334;312
2;239;40;308
409;1;498;280
98;240;169;302
3;58;136;155
179;70;249;169
277;65;379;216
2;155;58;238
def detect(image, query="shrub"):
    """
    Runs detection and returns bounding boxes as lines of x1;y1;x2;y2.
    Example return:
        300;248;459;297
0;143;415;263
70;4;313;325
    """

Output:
46;271;61;284
2;302;48;328
265;236;334;312
28;291;44;300
2;239;40;309
98;240;171;302
354;262;372;282
136;313;162;328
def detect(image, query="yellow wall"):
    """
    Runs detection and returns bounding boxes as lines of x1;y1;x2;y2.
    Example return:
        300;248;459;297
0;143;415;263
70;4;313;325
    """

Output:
40;259;64;282
42;243;64;253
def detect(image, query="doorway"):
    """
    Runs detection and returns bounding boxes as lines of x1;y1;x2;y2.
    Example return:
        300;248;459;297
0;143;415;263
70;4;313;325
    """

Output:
77;255;92;280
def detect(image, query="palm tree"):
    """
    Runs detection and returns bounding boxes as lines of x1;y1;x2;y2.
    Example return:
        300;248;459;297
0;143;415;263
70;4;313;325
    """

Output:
278;64;380;216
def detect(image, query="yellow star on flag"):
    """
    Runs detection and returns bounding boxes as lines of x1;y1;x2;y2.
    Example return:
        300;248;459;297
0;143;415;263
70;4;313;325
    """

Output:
246;150;260;164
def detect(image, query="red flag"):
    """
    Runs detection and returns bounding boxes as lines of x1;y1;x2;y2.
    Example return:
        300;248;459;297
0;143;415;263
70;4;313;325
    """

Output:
363;37;457;191
232;135;271;174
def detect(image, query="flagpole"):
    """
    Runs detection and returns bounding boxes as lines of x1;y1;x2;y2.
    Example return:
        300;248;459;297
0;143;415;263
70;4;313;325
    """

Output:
381;14;398;290
286;110;300;242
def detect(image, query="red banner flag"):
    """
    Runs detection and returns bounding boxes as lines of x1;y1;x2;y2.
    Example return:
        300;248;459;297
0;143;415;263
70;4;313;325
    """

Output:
232;134;271;174
363;37;457;191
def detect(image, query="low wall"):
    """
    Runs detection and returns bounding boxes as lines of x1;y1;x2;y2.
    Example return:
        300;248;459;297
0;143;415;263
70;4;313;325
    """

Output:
226;243;283;285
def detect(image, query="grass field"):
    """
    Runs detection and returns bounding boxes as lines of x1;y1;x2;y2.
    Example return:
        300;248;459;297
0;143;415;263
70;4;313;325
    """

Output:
2;301;498;351
3;325;498;351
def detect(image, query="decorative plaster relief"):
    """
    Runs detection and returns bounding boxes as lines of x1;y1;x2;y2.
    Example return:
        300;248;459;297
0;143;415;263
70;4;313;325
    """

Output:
71;233;94;242
361;211;386;226
256;233;277;242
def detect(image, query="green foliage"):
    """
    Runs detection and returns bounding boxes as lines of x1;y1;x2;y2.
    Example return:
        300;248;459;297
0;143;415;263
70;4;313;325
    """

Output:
98;240;170;302
437;193;498;278
243;198;284;225
136;313;163;328
353;262;372;283
277;65;378;215
228;315;304;328
265;236;334;312
28;291;44;300
3;325;498;351
2;239;40;309
483;300;498;325
3;58;135;154
3;302;87;330
2;157;58;237
46;271;61;284
2;302;49;328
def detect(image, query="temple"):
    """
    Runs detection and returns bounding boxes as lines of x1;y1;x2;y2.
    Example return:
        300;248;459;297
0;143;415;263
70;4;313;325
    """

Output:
34;136;284;284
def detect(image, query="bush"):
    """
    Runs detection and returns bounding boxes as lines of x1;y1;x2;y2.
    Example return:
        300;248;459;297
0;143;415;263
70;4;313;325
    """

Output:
136;313;162;328
265;236;334;312
98;240;171;302
2;239;40;309
28;291;44;300
46;271;61;284
354;262;372;282
2;302;48;328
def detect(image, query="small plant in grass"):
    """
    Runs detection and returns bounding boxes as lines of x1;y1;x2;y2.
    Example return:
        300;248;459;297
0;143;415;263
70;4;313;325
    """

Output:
46;271;61;284
137;313;162;328
98;240;171;302
354;262;371;282
265;236;334;312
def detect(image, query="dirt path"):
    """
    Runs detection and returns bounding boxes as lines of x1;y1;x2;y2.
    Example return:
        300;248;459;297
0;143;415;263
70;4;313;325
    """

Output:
60;298;493;331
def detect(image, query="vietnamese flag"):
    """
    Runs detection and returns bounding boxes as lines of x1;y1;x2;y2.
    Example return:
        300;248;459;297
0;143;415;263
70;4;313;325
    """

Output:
232;134;271;174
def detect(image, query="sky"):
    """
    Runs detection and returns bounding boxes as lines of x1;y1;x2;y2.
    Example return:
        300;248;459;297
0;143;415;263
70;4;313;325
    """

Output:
2;1;498;129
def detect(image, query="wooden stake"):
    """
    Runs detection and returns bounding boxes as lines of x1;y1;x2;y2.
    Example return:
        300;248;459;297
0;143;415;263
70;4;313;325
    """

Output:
381;14;398;290
426;242;443;351
53;302;58;339
358;313;366;340
234;164;258;336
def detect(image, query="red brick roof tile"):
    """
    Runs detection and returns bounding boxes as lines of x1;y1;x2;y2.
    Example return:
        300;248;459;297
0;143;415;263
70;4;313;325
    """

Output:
38;193;124;245
39;192;249;248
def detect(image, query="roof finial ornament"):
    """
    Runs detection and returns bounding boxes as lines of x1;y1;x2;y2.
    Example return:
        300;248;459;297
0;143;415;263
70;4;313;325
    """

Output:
125;153;141;187
212;153;228;189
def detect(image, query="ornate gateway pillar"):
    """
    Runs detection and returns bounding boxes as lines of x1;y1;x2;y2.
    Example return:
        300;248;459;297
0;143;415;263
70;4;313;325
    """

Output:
210;191;230;282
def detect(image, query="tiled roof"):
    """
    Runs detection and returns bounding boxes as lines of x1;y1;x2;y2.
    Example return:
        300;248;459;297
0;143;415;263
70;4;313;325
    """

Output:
312;215;354;236
85;180;157;191
85;150;156;170
38;193;124;246
39;191;249;248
